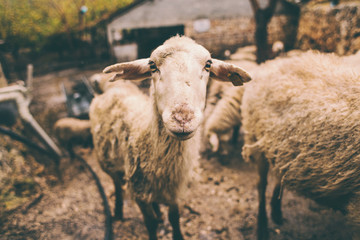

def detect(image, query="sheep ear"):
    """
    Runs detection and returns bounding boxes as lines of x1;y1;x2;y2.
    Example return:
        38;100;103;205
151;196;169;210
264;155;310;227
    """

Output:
210;59;251;86
103;58;151;81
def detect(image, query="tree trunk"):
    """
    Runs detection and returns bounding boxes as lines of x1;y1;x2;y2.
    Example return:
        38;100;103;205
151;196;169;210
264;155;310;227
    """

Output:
255;9;271;64
250;0;278;64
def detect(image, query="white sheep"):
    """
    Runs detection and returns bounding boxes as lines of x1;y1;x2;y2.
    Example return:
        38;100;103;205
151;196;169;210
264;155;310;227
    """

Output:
204;49;360;155
204;86;244;154
89;36;252;240
202;55;257;156
53;117;92;158
241;51;360;239
89;72;150;95
202;80;233;153
89;72;117;94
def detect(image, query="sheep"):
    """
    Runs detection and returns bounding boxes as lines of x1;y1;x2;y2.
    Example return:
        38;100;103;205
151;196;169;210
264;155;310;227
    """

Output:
204;79;233;119
202;80;233;152
240;51;360;239
202;56;257;155
53;117;92;158
89;35;252;240
204;86;244;155
89;73;117;94
89;72;151;95
341;50;360;70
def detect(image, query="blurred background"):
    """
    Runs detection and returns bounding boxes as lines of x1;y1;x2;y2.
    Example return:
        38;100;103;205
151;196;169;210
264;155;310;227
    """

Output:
1;0;358;80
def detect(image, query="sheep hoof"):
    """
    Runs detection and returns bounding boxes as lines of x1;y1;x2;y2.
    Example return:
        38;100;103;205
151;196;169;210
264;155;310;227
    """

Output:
270;195;283;225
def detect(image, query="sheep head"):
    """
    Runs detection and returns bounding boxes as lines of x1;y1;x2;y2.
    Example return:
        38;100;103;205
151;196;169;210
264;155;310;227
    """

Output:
104;36;251;140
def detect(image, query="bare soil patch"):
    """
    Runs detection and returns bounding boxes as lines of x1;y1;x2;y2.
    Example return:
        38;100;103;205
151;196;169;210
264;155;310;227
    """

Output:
0;64;352;240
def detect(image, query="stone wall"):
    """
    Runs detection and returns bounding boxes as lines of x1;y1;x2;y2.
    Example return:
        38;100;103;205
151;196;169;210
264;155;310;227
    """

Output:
184;2;360;57
297;3;360;55
185;17;254;57
185;15;297;57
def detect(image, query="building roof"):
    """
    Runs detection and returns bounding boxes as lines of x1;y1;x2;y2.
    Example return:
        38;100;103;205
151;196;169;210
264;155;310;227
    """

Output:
108;0;270;30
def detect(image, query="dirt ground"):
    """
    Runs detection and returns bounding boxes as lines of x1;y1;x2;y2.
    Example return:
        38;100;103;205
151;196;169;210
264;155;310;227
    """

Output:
0;61;353;240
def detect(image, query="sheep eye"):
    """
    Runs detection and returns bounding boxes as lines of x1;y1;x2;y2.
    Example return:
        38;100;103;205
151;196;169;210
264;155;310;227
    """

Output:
204;60;212;72
149;60;158;73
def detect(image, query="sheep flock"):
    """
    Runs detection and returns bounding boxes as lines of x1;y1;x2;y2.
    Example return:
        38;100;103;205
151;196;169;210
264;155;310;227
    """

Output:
53;35;360;240
241;51;360;239
204;50;360;239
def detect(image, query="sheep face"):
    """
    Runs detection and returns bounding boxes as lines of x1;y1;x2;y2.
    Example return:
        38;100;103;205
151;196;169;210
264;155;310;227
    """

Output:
149;48;211;140
103;36;251;141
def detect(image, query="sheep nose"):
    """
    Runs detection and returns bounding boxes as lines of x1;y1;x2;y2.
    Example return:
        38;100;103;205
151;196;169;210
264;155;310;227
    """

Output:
173;112;191;125
172;104;194;126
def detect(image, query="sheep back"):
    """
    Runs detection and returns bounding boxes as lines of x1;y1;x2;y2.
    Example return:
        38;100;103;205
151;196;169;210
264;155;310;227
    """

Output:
53;117;92;147
205;86;244;136
89;73;118;94
241;51;360;208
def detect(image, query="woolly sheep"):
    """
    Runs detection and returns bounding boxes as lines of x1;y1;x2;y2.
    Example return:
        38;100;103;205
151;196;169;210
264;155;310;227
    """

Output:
204;79;233;120
241;51;360;239
202;80;233;152
202;61;257;155
53;117;92;158
203;50;359;154
89;73;117;94
341;50;360;70
204;86;244;154
89;36;252;240
89;72;150;95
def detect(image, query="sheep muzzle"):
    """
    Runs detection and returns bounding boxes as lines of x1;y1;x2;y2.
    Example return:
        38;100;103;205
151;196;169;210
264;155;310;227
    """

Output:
165;103;198;140
172;104;195;126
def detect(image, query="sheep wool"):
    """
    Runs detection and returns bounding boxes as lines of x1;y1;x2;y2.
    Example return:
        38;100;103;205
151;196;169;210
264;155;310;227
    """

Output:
241;51;360;236
90;35;252;240
90;80;199;203
53;117;92;147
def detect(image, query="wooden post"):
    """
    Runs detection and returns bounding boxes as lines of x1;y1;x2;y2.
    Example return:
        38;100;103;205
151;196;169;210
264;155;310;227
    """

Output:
26;64;33;91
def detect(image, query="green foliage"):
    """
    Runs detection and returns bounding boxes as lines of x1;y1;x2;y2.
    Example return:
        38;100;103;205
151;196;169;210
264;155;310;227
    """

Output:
0;0;133;50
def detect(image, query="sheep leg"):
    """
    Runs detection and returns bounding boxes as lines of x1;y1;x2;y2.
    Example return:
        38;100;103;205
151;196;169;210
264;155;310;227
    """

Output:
113;172;125;220
136;199;158;240
270;178;283;225
168;203;183;240
152;202;164;223
66;142;75;160
257;155;269;240
231;125;240;145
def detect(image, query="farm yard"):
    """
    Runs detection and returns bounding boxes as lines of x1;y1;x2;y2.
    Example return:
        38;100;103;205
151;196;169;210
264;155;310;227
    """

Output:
0;47;357;239
0;148;353;240
1;0;360;239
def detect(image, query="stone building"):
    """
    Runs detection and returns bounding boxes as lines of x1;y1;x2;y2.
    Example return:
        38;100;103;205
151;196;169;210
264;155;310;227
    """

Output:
106;0;298;61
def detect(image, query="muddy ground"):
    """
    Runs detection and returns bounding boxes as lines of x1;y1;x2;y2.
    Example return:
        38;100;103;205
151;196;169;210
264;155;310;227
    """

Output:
0;61;353;240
